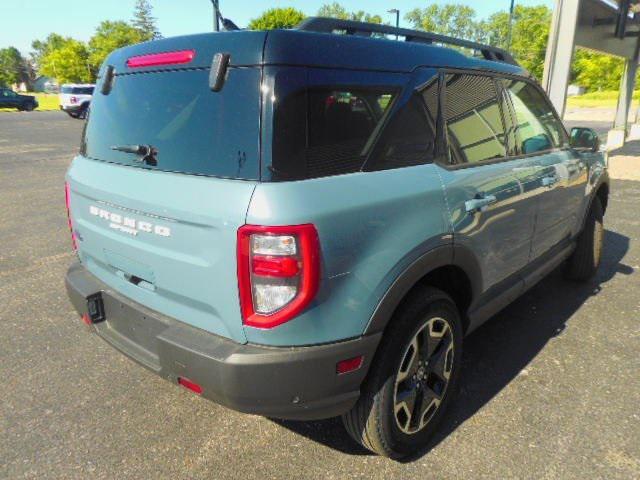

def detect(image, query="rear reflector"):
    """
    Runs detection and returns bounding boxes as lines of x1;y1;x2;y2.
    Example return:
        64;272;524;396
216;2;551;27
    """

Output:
336;356;364;375
81;313;91;325
178;377;203;395
126;50;195;68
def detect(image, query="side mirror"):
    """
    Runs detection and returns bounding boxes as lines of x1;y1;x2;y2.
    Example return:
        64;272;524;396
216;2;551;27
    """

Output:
570;127;600;152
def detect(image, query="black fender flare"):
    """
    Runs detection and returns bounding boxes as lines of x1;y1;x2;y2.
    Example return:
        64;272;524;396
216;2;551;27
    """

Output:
364;243;483;336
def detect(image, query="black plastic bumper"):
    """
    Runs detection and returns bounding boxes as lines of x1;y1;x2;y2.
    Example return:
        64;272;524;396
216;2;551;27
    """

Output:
65;262;381;420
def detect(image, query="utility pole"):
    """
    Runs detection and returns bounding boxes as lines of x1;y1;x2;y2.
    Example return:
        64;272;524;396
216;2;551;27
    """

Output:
211;0;220;32
506;0;515;49
388;8;399;39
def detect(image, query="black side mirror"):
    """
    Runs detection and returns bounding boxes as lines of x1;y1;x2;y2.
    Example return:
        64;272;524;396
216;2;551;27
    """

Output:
570;127;600;152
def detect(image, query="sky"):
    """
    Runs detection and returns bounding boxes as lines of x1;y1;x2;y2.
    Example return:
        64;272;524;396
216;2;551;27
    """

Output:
2;0;553;56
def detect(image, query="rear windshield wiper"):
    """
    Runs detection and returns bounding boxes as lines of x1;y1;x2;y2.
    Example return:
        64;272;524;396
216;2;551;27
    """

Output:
110;144;158;166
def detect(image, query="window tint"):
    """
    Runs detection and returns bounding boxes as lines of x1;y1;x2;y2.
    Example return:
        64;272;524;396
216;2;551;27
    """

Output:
444;74;507;164
61;86;94;95
366;80;438;171
271;88;396;180
503;80;564;154
84;68;261;179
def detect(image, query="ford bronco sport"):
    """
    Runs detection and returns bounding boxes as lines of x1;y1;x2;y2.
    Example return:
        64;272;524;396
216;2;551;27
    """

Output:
64;18;609;458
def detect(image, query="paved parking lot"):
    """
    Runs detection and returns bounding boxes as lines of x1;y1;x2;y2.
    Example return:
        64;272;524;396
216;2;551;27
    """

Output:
1;112;639;479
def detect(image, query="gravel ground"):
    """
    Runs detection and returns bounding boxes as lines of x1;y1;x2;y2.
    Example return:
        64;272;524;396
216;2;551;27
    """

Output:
1;111;639;479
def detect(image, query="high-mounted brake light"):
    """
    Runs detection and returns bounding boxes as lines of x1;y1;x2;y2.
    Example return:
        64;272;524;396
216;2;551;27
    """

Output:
237;224;320;329
64;182;77;251
126;49;195;68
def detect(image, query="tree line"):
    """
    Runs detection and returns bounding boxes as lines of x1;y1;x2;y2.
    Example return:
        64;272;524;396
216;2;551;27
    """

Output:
0;0;160;86
0;1;628;92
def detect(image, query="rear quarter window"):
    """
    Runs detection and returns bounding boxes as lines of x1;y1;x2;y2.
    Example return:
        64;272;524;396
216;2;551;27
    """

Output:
270;87;397;180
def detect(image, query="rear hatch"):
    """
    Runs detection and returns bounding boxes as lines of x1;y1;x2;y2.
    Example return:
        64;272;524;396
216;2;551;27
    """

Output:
66;32;266;343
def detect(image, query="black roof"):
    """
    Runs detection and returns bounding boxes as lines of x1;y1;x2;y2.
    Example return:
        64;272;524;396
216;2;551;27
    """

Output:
104;18;527;78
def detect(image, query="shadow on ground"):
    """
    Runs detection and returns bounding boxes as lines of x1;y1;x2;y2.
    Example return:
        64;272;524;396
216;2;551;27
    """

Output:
273;229;632;460
610;138;640;156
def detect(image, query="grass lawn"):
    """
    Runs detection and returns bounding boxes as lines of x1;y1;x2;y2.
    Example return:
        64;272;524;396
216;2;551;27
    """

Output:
0;93;59;112
566;90;640;109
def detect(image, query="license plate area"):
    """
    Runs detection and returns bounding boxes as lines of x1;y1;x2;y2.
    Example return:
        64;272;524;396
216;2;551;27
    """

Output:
87;293;105;323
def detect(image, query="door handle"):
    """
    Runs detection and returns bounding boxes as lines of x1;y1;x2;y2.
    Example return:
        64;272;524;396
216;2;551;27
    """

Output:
465;194;497;213
541;176;558;187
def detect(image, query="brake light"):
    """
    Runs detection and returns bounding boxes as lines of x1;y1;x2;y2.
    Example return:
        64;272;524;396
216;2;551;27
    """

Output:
70;96;77;104
237;224;320;329
126;50;195;68
64;182;77;251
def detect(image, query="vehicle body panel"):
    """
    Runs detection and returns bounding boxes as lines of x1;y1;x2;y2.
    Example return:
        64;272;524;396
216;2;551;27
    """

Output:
66;157;256;343
245;164;450;346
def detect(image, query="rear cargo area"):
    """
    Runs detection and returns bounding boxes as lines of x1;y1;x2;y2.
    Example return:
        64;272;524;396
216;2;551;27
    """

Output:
66;33;265;342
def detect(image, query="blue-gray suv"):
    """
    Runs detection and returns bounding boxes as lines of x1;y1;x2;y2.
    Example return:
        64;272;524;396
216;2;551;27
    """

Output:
64;18;609;458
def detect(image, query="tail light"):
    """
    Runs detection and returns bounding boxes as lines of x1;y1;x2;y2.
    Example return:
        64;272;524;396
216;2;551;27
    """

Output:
64;182;77;251
237;224;320;329
70;96;77;104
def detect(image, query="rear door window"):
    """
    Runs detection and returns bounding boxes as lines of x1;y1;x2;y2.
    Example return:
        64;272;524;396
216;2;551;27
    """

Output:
444;74;507;165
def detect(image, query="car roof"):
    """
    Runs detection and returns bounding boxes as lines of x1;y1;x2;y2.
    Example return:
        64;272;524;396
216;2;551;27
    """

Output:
105;26;527;78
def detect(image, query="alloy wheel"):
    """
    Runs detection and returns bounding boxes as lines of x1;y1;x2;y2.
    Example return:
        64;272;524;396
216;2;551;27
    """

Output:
393;316;454;434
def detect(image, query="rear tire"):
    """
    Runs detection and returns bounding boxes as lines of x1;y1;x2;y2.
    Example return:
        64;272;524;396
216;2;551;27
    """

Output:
342;287;463;458
565;196;604;281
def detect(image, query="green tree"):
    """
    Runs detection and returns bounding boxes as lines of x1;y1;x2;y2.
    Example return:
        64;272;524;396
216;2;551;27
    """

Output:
482;5;551;80
317;3;382;23
30;33;66;69
0;47;28;87
39;39;92;83
248;7;306;30
88;20;145;70
405;4;481;41
573;49;625;91
132;0;161;41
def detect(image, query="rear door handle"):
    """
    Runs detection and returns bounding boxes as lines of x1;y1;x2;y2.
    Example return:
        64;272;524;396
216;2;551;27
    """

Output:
542;176;558;187
465;195;497;213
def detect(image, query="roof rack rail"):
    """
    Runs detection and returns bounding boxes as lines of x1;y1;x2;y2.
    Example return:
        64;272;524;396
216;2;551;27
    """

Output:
297;17;519;67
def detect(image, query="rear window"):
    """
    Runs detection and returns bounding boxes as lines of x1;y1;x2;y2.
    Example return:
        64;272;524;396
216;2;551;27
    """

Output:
270;88;396;180
83;68;261;179
62;86;94;95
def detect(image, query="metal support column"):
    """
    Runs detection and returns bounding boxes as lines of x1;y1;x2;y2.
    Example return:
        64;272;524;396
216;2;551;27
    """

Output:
542;0;580;118
614;37;640;131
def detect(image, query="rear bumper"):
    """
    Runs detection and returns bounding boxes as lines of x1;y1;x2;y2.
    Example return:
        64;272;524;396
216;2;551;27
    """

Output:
65;262;380;420
60;104;84;112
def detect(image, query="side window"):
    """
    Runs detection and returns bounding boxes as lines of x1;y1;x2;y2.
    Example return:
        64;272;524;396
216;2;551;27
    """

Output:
366;80;438;171
271;87;396;180
503;79;565;154
444;74;507;165
305;89;395;178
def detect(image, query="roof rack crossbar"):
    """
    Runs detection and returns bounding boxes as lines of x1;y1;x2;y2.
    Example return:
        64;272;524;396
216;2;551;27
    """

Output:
296;17;519;67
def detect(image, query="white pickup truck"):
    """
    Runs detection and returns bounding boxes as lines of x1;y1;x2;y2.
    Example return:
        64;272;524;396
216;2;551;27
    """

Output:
59;84;95;119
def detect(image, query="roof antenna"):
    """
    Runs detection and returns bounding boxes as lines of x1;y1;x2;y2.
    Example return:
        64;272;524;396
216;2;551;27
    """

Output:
212;1;240;31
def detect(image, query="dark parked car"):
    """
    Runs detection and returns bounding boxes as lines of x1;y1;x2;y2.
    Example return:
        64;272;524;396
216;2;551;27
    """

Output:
0;88;38;111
